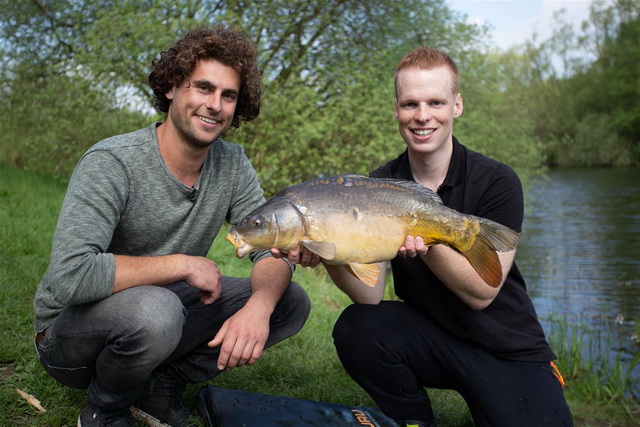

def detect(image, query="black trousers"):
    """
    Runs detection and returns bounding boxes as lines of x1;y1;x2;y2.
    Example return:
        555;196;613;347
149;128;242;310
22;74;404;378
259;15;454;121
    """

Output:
332;301;573;426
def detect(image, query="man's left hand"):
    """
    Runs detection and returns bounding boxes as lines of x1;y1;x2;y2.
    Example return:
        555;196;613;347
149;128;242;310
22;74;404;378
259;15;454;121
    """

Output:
208;306;270;370
398;235;430;258
271;246;321;268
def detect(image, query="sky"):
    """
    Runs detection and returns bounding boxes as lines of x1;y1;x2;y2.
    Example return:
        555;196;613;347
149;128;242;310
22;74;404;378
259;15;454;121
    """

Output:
445;0;605;51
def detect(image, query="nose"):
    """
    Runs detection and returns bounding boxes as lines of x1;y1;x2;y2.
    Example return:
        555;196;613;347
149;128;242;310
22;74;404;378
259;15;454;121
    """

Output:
205;93;222;113
414;104;431;122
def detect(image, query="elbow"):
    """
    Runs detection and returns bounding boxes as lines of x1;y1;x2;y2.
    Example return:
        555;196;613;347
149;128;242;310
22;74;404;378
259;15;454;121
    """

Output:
465;291;499;310
466;277;504;310
468;299;492;311
350;294;382;305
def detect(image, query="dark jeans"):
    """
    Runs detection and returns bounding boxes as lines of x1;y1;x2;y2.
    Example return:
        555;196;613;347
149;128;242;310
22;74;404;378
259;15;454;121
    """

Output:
332;301;573;427
35;277;310;410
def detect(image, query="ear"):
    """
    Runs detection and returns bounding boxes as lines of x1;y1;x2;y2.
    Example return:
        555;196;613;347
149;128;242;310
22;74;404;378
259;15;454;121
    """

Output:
393;98;399;121
454;93;463;118
166;87;175;101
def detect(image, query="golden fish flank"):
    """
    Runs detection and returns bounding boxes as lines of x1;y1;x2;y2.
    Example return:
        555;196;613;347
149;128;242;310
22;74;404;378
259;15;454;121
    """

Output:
226;175;520;288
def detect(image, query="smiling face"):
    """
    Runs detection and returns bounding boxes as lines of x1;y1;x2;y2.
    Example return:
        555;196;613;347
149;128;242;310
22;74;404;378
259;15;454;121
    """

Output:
394;65;463;157
165;58;241;149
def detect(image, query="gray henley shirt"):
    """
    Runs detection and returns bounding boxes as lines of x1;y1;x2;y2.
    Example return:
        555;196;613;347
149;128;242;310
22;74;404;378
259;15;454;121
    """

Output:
34;123;276;333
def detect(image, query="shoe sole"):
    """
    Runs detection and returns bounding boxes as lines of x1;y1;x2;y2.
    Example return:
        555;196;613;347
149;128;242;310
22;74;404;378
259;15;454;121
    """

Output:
130;407;172;426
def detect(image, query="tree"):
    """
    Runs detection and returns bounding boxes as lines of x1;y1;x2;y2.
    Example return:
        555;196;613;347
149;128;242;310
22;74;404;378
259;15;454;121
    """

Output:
1;0;548;193
503;0;639;167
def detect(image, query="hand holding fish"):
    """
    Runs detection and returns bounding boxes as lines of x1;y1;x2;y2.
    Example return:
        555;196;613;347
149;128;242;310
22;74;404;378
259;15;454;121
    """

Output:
398;235;431;258
270;246;322;268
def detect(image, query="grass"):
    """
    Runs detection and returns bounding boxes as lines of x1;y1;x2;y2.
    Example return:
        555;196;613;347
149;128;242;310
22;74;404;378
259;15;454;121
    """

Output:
1;163;638;426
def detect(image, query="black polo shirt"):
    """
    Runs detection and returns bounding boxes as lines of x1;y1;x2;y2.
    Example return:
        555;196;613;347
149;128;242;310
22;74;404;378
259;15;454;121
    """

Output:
370;137;555;361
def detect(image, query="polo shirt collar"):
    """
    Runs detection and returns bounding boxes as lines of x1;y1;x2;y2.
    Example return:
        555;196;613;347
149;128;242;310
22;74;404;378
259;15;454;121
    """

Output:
397;136;464;190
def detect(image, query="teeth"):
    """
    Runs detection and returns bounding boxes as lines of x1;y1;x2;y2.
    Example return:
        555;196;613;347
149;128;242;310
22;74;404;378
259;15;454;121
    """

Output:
198;116;218;125
414;129;434;136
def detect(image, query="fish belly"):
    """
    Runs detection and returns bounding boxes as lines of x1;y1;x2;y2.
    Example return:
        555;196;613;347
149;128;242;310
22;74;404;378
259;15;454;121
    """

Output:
311;211;406;264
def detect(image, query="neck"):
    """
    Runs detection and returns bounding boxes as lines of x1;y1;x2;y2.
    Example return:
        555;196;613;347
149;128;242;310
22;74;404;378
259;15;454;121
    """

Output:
156;122;209;187
407;141;452;192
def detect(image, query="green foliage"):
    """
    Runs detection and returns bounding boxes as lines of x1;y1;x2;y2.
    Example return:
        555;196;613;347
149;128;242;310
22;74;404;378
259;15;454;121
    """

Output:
233;59;401;195
1;0;545;195
510;0;640;167
455;51;546;187
0;63;151;176
0;0;637;190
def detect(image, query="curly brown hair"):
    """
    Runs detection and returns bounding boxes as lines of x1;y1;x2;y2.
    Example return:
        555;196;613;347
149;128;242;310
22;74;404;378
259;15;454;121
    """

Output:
149;26;262;128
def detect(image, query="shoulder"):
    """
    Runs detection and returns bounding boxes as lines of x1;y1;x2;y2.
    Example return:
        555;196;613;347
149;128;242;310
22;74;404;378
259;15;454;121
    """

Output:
207;139;253;176
86;124;156;154
370;150;408;179
210;138;246;159
78;124;157;170
452;140;523;230
460;143;521;190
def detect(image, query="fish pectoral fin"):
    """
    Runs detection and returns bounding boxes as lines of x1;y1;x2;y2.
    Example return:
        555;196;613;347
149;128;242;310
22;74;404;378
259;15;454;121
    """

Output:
301;240;337;260
346;263;380;288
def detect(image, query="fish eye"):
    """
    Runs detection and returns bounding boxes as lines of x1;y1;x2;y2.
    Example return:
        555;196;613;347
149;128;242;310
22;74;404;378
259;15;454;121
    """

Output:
253;218;262;227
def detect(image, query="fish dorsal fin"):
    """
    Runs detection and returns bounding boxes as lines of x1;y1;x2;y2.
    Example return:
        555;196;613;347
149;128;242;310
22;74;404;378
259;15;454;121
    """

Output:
345;263;380;288
338;175;443;205
301;240;337;260
387;178;443;204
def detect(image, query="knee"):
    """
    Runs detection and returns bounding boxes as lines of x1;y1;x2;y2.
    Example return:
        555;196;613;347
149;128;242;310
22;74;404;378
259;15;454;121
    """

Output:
122;287;186;354
332;304;381;357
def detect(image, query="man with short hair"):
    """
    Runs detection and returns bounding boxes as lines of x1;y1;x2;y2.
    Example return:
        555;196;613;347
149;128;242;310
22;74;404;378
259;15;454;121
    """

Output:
34;26;310;427
281;46;573;426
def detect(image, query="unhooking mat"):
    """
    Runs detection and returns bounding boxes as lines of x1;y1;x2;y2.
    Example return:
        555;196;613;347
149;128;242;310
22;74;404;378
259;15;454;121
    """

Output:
197;386;398;427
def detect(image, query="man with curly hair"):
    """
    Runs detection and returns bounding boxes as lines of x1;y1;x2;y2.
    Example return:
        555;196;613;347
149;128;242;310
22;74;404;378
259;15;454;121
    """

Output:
33;26;310;427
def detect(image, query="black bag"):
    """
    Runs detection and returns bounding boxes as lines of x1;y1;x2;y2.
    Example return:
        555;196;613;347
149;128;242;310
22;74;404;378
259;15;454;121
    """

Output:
197;386;397;427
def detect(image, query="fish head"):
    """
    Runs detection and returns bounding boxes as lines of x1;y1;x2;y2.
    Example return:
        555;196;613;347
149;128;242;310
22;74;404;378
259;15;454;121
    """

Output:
226;199;304;258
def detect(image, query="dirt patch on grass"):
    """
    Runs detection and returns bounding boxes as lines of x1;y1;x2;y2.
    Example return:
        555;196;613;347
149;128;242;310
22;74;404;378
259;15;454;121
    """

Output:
0;363;16;382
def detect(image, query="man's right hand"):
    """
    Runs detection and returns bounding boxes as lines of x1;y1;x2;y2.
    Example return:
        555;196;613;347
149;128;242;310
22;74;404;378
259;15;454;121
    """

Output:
184;256;223;304
113;254;222;304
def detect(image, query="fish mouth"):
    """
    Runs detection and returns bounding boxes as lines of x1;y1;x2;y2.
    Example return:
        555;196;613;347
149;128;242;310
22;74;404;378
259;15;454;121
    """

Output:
225;231;250;258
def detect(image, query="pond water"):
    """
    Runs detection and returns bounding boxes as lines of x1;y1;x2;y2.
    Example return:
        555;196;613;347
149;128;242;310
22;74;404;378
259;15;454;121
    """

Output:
517;168;640;396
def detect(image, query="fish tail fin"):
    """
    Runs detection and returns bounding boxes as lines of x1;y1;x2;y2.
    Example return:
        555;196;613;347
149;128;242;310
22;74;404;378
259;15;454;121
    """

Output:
462;221;520;288
478;219;520;252
463;237;503;288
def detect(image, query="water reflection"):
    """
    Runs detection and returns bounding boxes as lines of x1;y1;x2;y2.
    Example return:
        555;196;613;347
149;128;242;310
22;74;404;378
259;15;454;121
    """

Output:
517;168;640;393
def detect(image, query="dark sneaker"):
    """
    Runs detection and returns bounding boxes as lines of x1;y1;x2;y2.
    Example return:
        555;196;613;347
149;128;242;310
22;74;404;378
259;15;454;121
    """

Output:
77;402;133;426
134;375;193;427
